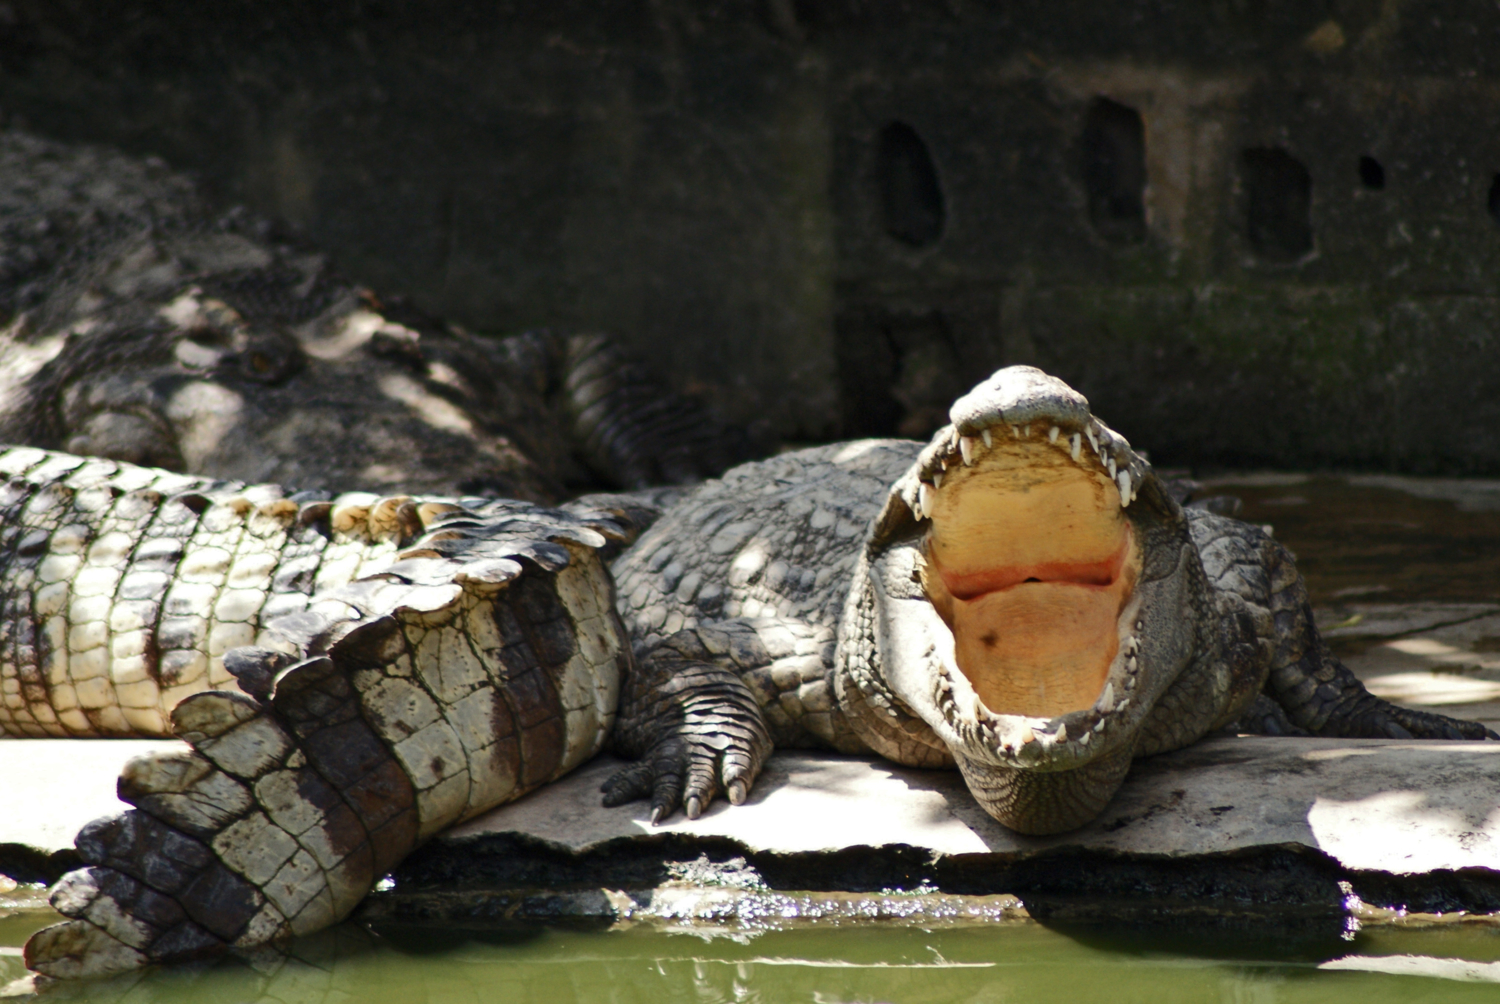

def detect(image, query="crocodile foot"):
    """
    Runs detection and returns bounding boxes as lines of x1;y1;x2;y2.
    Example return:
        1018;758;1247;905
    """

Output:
24;501;632;979
602;630;772;823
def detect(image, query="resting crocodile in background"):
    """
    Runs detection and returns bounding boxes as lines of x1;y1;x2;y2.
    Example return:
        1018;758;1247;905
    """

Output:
12;366;1494;982
0;128;760;502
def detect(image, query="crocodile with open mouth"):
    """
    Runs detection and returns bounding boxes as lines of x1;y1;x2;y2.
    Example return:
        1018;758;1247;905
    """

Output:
606;365;1495;834
15;365;1493;981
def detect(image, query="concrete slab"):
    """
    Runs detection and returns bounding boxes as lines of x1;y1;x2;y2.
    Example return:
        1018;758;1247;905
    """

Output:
4;736;1498;882
443;739;1500;876
1332;609;1500;731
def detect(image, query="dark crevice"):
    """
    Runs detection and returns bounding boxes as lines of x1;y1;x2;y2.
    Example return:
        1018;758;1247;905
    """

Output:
1358;155;1385;191
1081;97;1147;244
1487;174;1500;230
1243;147;1313;261
876;122;944;248
834;307;962;439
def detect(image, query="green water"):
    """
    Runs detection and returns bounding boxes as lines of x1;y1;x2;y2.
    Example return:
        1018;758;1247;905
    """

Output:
7;905;1500;1003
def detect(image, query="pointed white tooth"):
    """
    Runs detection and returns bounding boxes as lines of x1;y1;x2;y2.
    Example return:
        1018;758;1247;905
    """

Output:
1086;428;1099;454
1125;655;1138;673
1048;426;1060;444
1078;731;1092;746
1070;434;1081;461
1107;457;1117;479
1124;674;1137;691
933;470;944;489
1097;681;1115;713
1054;722;1068;743
1010;425;1020;437
1117;470;1131;507
960;436;976;465
982;429;993;448
919;482;935;515
1118;698;1131;711
1093;719;1107;733
1021;425;1030;437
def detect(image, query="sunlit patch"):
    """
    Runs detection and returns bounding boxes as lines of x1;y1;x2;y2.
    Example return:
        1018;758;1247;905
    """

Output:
921;435;1140;718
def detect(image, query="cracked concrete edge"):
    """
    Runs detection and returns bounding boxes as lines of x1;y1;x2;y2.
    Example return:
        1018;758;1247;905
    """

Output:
439;740;1500;877
5;738;1499;888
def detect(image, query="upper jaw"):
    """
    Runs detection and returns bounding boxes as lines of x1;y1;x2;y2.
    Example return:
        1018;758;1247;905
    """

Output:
898;366;1156;521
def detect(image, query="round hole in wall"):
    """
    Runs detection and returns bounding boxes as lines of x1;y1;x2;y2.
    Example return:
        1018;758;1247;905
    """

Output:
1081;97;1147;244
1242;147;1313;261
877;122;945;248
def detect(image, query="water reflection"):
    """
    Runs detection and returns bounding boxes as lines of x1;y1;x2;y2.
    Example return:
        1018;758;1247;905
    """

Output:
8;919;1500;1004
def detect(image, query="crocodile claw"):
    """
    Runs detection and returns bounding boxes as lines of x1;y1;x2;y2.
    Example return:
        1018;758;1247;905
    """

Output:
602;649;771;824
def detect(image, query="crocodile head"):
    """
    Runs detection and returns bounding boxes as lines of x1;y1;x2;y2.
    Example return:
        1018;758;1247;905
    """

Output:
839;366;1207;834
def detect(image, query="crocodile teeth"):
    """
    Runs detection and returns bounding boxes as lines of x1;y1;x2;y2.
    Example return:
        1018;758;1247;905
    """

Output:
1096;681;1115;714
1124;674;1137;691
1054;722;1068;743
1048;426;1060;443
1093;719;1107;733
1020;726;1035;744
1118;698;1131;712
1078;731;1092;746
1125;654;1138;674
1010;425;1021;438
960;436;977;465
1070;434;1081;461
919;482;935;515
1107;457;1117;480
982;429;993;448
933;470;944;489
1117;470;1132;508
1085;427;1099;454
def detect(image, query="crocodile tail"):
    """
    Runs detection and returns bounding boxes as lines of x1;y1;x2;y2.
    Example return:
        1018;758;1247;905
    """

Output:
24;499;631;978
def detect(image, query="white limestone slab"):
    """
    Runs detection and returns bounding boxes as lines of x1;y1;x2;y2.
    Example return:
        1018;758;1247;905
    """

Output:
448;737;1500;876
5;736;1499;881
0;739;187;856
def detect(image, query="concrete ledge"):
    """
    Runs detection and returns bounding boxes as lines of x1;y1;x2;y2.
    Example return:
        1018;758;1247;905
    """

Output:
380;738;1500;928
5;736;1499;925
442;737;1500;874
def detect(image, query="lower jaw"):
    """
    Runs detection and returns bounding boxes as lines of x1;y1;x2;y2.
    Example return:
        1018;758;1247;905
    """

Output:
953;745;1134;834
950;584;1124;719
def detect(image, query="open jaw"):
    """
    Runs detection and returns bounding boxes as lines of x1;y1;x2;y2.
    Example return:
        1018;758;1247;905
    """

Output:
920;429;1140;722
862;368;1168;791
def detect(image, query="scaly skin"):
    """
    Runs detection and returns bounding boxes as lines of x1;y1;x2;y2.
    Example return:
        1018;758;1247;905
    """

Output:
0;128;761;500
17;366;1496;981
608;367;1495;834
20;454;634;978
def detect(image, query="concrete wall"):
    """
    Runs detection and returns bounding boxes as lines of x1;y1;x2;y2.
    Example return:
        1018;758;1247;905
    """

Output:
4;1;1499;470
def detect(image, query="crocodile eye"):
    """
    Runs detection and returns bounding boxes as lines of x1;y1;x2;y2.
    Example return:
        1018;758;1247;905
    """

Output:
234;335;304;384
